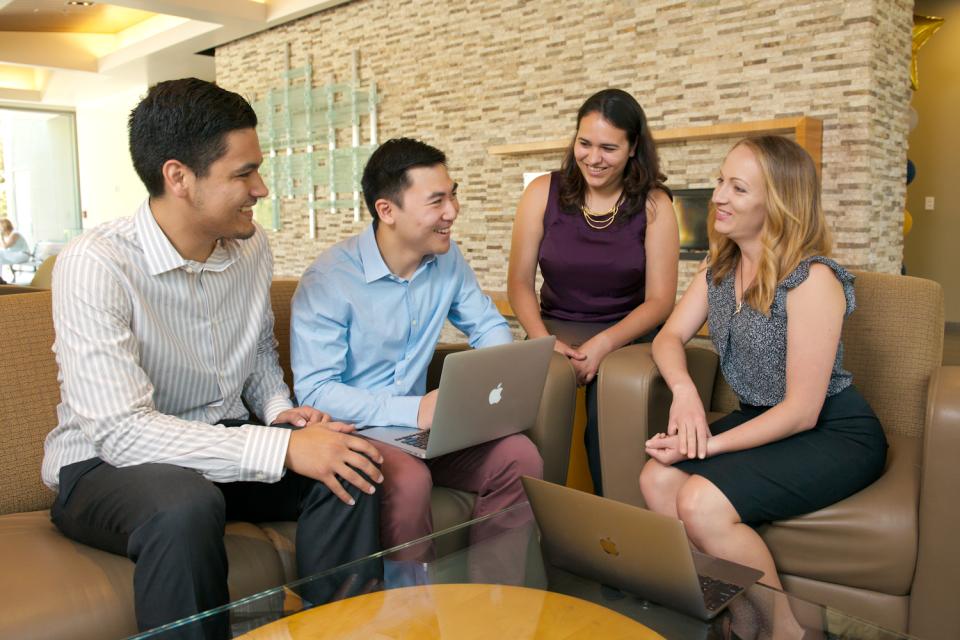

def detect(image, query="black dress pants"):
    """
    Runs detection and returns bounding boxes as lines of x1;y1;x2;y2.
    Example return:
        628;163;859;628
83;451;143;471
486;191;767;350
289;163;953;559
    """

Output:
51;455;380;639
583;379;604;495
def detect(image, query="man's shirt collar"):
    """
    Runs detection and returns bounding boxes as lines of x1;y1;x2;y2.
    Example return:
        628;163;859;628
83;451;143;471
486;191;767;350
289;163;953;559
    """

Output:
358;224;437;284
358;225;391;283
135;200;239;276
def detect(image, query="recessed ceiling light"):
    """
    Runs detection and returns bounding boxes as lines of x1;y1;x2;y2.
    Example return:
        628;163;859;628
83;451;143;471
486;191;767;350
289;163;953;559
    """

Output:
66;1;96;6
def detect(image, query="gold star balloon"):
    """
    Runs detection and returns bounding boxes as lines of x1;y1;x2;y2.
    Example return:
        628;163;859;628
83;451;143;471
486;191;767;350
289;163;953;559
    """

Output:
912;14;945;90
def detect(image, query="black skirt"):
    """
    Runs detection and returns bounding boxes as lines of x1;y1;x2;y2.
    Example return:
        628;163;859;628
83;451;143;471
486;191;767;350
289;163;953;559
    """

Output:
674;385;888;525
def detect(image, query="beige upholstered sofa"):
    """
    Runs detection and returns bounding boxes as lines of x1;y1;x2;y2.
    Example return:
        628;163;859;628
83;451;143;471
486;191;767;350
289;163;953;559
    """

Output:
0;280;576;640
596;270;960;640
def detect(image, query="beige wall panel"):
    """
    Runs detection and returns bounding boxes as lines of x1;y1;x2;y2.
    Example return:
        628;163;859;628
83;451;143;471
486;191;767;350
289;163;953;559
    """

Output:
904;0;960;322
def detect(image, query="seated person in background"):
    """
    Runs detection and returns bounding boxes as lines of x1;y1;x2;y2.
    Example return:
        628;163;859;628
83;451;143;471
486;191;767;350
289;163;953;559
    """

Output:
507;88;679;495
291;137;543;558
640;136;887;600
0;217;31;283
42;78;382;637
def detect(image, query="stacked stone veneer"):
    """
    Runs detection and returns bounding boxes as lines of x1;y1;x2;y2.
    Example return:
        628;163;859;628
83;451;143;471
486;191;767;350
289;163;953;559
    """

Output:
217;0;913;302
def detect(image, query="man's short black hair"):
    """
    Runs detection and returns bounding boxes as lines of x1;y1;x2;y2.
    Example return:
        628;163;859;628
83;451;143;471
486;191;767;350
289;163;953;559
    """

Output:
129;78;258;197
361;138;447;227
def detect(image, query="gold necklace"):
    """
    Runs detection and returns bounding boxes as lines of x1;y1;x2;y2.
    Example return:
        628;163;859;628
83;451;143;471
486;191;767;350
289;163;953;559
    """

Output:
581;193;624;230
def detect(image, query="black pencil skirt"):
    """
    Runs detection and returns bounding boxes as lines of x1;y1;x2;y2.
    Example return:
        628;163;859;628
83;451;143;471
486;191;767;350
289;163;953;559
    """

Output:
673;385;888;525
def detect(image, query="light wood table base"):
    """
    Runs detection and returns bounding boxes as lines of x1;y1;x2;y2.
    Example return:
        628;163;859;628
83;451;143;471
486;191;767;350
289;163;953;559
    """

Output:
240;583;664;639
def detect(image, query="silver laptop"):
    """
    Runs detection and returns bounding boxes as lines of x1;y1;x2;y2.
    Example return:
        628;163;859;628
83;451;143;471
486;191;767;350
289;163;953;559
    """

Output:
359;336;555;459
522;477;763;621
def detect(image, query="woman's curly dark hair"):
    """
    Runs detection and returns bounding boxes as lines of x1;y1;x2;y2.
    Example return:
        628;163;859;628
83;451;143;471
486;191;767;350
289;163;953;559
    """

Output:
558;88;669;221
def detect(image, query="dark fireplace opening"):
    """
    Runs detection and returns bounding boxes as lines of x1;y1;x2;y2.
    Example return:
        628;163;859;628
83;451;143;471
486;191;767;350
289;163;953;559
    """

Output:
672;188;713;260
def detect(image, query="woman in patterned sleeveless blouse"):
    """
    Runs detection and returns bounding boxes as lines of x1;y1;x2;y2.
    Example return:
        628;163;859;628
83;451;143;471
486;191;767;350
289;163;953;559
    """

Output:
641;137;887;601
508;89;679;495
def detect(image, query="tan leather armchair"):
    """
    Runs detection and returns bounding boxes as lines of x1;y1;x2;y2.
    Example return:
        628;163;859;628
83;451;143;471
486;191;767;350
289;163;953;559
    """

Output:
0;282;576;640
596;271;959;639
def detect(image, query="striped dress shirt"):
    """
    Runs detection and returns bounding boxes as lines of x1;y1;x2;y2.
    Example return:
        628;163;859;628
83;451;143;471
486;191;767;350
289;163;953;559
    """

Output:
41;201;294;491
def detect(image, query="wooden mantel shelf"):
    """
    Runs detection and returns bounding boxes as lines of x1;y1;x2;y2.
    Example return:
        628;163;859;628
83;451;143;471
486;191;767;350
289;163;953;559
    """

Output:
488;116;823;174
486;289;512;318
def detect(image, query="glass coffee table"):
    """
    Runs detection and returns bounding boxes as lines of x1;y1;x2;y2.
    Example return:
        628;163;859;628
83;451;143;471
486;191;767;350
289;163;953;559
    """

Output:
130;503;912;639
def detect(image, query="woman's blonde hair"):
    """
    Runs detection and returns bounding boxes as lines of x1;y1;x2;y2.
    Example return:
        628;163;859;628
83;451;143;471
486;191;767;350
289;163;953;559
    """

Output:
0;218;12;234
707;135;831;315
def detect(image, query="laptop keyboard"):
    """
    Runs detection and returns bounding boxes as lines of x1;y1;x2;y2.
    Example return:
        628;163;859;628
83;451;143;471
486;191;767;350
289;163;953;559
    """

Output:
699;574;742;611
396;430;430;450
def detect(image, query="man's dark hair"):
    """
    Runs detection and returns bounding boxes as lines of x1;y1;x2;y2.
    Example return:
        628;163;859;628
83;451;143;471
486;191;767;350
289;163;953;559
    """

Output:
128;78;258;197
361;138;447;227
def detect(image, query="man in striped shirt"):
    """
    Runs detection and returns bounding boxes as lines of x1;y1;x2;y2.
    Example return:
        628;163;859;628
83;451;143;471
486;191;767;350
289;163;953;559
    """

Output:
42;78;383;637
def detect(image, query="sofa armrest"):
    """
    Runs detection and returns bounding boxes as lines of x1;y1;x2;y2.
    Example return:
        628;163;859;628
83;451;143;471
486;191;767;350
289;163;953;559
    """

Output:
908;365;960;640
597;344;719;507
0;285;46;296
427;345;576;486
526;352;577;485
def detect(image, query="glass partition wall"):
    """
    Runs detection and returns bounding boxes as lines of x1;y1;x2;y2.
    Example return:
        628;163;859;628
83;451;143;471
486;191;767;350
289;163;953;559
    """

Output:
0;107;82;264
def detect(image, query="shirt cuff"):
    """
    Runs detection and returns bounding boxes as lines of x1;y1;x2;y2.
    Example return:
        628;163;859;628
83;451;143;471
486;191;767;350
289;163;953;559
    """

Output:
238;425;292;483
262;394;295;426
385;395;422;428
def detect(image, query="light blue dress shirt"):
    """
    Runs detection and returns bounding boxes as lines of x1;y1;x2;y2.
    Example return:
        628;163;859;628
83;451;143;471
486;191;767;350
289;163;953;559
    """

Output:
291;225;513;428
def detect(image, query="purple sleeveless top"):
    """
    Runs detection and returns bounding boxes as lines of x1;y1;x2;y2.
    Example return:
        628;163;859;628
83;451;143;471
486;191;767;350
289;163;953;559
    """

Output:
539;172;648;322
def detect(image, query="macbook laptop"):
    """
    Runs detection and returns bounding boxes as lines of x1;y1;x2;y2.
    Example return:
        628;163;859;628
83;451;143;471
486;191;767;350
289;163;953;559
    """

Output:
359;336;555;459
521;476;763;621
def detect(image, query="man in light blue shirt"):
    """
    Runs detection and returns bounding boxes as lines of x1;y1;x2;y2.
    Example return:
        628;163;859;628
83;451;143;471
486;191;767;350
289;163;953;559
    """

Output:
291;138;542;554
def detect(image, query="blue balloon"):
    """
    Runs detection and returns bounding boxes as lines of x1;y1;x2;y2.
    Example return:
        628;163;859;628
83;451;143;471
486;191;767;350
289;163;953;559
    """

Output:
907;159;916;185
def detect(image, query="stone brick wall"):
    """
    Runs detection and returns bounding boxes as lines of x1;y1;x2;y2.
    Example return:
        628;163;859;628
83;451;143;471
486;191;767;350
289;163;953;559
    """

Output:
216;0;913;296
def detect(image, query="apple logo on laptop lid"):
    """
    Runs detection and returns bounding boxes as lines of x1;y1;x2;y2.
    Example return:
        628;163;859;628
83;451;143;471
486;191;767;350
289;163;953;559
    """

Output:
488;382;503;405
600;537;620;557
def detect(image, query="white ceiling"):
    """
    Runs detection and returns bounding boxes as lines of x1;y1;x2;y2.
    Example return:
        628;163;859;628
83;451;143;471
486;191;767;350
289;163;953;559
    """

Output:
0;0;351;107
0;0;155;33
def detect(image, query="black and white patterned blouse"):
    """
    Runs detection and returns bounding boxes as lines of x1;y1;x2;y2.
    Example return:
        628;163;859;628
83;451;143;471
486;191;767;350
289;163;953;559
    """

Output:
706;256;856;408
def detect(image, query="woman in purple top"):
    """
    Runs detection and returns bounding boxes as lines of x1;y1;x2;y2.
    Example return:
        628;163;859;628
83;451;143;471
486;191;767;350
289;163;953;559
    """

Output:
508;89;679;495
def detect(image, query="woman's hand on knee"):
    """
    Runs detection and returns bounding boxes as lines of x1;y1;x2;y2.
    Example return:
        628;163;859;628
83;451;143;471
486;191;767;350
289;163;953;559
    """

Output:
644;433;685;465
666;384;711;459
